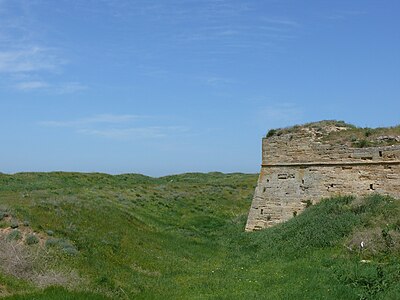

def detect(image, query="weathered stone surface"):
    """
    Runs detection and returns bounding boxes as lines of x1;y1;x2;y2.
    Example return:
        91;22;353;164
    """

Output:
245;122;400;231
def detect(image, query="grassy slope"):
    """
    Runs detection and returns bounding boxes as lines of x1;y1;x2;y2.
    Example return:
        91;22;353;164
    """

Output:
0;172;399;299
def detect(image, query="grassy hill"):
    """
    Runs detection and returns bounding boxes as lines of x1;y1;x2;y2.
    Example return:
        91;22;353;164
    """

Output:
0;172;399;299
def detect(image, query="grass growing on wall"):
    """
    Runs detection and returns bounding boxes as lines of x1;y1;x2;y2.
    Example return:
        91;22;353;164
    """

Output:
264;120;400;148
319;124;400;148
0;172;399;299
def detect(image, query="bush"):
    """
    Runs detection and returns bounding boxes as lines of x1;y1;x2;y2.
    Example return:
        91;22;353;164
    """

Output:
353;139;371;148
45;238;78;255
62;245;79;256
25;234;39;245
10;219;19;229
45;238;59;247
59;240;78;255
7;229;21;241
266;129;277;138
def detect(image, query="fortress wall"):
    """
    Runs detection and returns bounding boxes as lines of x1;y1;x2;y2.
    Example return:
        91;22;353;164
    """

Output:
246;127;400;231
245;163;400;231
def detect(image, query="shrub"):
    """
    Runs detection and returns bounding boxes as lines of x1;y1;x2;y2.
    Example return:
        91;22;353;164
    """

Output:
59;240;78;255
62;246;79;256
7;229;21;241
26;234;39;245
353;139;370;148
10;219;19;229
266;129;277;138
394;219;400;232
45;238;78;255
45;238;59;247
0;211;5;221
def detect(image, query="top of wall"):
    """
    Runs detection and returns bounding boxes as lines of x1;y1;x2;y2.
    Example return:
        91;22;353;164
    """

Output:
263;120;400;165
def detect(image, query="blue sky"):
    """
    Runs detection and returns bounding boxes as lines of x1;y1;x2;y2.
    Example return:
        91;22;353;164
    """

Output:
0;0;399;176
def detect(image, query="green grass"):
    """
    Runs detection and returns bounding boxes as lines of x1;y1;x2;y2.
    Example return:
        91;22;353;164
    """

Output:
265;120;400;148
322;124;400;147
0;172;399;299
4;286;108;299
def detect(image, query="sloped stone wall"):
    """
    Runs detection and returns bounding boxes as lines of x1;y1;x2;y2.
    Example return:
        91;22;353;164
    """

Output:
246;126;400;231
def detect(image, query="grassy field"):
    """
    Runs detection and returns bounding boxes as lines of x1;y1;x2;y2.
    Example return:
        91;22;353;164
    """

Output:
0;172;399;299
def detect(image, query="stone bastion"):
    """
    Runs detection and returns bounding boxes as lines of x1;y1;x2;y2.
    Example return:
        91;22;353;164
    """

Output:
245;121;400;231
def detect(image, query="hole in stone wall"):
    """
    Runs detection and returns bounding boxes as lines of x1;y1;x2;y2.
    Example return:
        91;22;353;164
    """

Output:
330;184;334;187
266;215;271;221
266;179;269;182
293;211;297;217
263;187;266;193
370;184;375;190
260;209;264;215
379;151;383;157
302;179;305;184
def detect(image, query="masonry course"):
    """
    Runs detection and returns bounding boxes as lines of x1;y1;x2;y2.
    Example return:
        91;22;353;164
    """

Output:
245;121;400;231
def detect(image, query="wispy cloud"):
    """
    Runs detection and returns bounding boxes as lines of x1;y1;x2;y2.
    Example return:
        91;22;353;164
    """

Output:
92;1;300;59
326;10;367;20
39;114;188;140
54;82;88;94
13;80;87;93
14;80;48;90
40;114;143;127
203;76;234;87
0;1;85;93
261;17;300;27
258;102;304;129
0;47;62;74
78;126;188;139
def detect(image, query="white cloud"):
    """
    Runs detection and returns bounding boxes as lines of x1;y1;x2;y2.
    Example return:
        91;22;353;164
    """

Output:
263;103;302;120
12;80;87;93
204;76;234;87
78;126;188;139
14;80;48;90
0;2;83;92
327;10;367;20
40;114;143;127
54;82;87;94
40;114;189;140
258;102;304;129
261;17;300;27
0;47;61;74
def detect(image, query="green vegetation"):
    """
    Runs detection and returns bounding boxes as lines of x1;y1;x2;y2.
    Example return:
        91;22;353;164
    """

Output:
25;234;39;245
265;120;400;148
325;124;400;148
266;129;277;138
0;172;399;299
6;230;21;241
266;120;355;137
